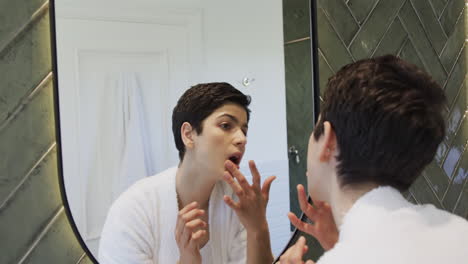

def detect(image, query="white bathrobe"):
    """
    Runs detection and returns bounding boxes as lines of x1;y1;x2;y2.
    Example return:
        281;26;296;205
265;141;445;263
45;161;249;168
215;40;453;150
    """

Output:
317;186;468;264
98;167;247;264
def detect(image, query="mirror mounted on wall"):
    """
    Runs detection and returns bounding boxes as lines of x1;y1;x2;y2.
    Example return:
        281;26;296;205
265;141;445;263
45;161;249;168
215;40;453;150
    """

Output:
50;0;321;262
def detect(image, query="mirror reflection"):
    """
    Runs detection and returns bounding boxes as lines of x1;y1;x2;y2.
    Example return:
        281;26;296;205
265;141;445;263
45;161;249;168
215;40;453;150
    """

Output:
55;0;291;260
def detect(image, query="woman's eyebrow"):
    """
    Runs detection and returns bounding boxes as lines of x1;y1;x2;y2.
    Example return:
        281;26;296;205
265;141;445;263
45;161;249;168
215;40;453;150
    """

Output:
217;113;248;129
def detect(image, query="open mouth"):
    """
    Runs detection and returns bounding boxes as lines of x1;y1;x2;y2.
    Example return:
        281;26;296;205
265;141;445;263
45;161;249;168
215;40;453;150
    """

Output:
229;156;239;164
228;153;242;167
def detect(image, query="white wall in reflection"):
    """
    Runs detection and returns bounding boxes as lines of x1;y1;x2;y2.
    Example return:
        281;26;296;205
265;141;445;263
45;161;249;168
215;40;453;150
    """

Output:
56;0;290;257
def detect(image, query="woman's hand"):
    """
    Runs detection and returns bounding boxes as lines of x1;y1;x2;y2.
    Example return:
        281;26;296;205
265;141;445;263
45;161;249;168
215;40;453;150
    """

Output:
175;202;207;264
222;160;276;264
288;184;339;251
278;236;316;264
222;160;276;232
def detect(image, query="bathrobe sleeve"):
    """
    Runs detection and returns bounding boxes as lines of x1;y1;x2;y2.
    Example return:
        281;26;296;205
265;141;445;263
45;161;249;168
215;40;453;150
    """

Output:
227;221;247;263
98;189;158;264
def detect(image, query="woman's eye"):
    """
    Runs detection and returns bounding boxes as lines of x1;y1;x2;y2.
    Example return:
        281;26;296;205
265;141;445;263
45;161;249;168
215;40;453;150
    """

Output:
220;123;231;130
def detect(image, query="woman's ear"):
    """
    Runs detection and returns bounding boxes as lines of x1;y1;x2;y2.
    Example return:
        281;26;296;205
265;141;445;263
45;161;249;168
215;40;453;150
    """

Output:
181;122;194;149
319;121;337;162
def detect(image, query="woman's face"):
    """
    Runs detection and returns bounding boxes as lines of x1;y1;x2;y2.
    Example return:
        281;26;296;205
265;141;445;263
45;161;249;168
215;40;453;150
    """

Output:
191;103;248;179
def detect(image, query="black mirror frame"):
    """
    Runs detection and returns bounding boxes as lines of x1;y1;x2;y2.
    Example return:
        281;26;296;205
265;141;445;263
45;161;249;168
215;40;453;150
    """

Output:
49;0;99;263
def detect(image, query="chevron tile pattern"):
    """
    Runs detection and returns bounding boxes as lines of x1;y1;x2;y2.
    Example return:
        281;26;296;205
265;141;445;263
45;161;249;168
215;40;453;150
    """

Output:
317;0;467;217
284;0;467;260
0;0;86;263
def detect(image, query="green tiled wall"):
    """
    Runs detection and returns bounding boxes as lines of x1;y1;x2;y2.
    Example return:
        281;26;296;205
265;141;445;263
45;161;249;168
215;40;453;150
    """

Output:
0;0;86;263
283;0;467;260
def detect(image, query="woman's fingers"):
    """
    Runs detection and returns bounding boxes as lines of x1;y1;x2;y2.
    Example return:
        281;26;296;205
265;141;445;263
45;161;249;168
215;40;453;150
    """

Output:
181;218;206;247
297;185;318;222
223;171;245;197
223;195;240;210
176;205;205;245
288;212;317;237
179;201;199;215
191;229;207;242
249;160;261;189
182;208;205;223
225;160;251;193
262;175;277;199
279;236;308;263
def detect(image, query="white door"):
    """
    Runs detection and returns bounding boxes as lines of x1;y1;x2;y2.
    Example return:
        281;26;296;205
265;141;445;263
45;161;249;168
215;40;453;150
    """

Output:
56;4;203;255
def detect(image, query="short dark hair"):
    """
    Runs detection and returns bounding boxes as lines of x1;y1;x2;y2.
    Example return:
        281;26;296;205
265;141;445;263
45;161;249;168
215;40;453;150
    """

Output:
313;55;446;192
172;82;251;161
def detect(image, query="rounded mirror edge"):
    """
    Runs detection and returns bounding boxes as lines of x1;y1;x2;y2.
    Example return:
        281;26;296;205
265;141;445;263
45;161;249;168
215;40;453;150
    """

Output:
49;0;99;263
273;196;325;263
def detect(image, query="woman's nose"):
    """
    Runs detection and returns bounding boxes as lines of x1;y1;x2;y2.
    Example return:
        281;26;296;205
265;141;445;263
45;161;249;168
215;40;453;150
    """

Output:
234;130;247;147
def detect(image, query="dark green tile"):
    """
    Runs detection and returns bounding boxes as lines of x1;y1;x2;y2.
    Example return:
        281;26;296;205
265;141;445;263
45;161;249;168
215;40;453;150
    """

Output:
0;149;61;264
0;0;47;49
407;193;417;204
440;9;465;72
409;0;448;54
0;11;51;123
318;0;359;46
429;0;449;17
453;179;468;218
398;0;448;86
445;77;466;145
435;140;449;166
346;0;379;24
439;0;465;37
283;0;311;42
410;174;444;209
317;49;334;95
285;40;314;220
398;39;426;73
317;7;354;72
442;103;451;120
423;161;450;199
0;80;56;202
21;211;85;264
372;18;407;57
349;0;405;60
442;117;467;179
402;189;410;198
444;52;466;110
443;148;468;210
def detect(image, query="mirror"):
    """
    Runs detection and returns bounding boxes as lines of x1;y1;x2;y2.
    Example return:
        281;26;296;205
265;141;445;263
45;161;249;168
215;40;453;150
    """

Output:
53;0;303;260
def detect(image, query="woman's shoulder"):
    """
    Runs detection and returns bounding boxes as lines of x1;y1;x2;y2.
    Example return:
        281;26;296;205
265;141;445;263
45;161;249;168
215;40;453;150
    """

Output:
110;166;178;213
131;167;177;191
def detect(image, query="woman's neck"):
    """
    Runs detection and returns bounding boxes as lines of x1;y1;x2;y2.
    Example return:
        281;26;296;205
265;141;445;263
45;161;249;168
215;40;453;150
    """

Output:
330;176;379;229
175;158;218;210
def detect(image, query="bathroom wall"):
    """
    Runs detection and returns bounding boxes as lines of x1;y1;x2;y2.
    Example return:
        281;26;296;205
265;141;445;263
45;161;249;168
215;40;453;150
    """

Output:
0;1;89;263
0;0;465;263
283;0;467;260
